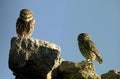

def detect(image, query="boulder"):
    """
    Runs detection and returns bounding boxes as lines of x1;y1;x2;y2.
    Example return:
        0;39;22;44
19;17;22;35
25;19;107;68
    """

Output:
101;69;120;79
9;37;63;79
56;61;101;79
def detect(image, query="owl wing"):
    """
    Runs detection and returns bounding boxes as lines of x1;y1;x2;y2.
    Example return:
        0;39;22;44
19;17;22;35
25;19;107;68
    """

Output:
16;18;24;36
86;40;103;64
86;40;99;54
86;40;99;55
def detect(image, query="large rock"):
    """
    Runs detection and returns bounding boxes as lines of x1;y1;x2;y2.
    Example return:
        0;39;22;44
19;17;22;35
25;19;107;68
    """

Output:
9;37;63;79
10;37;113;79
101;70;120;79
56;61;101;79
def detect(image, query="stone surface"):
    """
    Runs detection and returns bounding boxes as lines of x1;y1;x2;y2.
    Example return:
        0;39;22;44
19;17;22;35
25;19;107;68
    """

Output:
9;37;119;79
9;37;63;79
101;69;120;79
56;61;101;79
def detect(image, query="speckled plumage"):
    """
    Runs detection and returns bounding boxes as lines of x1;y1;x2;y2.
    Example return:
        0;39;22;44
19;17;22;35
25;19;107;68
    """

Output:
16;9;35;38
78;33;103;64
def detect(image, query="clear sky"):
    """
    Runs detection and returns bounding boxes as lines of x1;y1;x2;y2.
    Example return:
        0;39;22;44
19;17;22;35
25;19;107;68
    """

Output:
0;0;120;79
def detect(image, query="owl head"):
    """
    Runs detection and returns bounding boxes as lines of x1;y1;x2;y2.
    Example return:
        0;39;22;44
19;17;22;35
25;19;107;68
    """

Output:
19;9;33;21
78;33;91;41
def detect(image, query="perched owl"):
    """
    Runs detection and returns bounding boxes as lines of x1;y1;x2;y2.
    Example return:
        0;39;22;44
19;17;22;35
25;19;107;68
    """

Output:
77;33;103;64
16;9;35;38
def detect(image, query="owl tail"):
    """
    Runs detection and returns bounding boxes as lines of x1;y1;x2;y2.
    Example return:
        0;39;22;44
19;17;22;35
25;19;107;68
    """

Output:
96;55;103;64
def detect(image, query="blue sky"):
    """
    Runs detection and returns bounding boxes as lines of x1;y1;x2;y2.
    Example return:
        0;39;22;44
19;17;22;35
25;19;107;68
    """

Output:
0;0;120;78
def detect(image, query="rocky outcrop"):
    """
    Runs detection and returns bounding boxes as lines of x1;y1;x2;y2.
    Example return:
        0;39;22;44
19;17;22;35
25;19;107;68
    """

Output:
9;37;63;79
8;37;101;79
9;37;119;79
101;70;120;79
56;61;101;79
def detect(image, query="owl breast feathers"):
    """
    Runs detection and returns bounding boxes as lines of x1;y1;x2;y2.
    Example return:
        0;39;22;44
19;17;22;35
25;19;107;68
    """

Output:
16;9;35;38
78;33;103;64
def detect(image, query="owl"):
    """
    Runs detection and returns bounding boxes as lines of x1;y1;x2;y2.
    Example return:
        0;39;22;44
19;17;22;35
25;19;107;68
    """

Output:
16;9;35;38
77;33;103;64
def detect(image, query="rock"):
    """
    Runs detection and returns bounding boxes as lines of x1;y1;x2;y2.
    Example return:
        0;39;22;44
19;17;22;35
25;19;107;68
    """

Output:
9;37;63;79
56;61;101;79
10;37;117;79
101;69;120;79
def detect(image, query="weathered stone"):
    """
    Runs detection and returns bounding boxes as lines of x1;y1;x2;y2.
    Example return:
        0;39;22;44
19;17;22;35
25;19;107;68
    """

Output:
57;61;101;79
9;37;63;79
9;37;120;79
101;69;120;79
